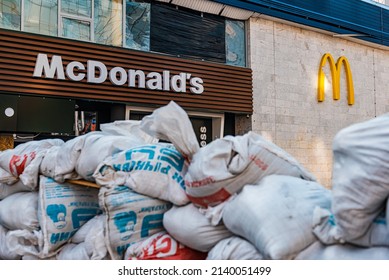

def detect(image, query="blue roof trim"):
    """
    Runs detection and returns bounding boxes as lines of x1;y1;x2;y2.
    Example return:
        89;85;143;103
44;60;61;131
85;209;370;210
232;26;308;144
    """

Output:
213;0;389;47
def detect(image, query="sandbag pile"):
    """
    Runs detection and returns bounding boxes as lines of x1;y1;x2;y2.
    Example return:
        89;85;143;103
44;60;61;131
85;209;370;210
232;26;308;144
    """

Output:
309;113;389;258
1;102;389;260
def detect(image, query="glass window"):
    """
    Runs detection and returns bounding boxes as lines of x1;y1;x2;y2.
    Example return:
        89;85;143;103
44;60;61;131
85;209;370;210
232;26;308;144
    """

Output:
125;0;150;51
150;2;226;63
62;17;90;41
226;19;246;67
0;0;21;30
24;0;57;36
95;0;122;46
61;0;91;17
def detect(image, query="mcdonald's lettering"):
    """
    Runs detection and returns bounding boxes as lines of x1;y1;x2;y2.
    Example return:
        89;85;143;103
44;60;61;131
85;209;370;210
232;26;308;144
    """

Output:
317;53;355;105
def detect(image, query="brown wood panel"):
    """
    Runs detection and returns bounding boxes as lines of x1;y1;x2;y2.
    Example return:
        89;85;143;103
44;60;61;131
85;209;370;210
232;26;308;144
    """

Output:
0;29;253;114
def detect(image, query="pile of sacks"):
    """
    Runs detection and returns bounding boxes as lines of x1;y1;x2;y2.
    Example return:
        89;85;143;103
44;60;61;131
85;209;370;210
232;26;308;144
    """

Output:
1;101;389;260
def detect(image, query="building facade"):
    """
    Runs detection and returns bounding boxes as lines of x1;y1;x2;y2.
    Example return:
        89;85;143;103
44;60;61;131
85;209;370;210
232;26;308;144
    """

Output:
1;0;388;188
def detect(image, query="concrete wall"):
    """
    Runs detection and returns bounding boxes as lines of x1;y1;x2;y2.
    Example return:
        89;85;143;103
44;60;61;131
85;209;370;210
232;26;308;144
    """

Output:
249;17;389;188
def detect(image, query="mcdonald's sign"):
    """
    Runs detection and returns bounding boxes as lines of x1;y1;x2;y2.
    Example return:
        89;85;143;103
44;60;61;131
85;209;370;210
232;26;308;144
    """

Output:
317;53;355;105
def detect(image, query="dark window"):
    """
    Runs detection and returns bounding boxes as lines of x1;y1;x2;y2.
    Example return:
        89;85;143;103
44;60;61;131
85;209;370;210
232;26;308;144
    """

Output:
150;2;226;63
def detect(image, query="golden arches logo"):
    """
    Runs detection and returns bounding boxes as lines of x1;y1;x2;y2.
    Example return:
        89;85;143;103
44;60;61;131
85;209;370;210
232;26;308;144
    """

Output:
317;53;355;105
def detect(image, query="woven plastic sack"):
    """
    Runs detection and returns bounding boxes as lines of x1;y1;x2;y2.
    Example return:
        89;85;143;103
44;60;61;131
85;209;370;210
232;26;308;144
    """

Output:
51;134;92;182
38;176;101;257
331;113;389;242
222;175;331;260
185;132;316;207
140;101;199;163
99;185;172;260
0;225;21;260
66;214;108;260
124;231;207;260
100;120;157;144
57;215;108;260
313;206;389;247
94;143;189;206
295;241;389;260
75;133;145;182
0;166;18;184
207;236;264;260
0;180;32;200
0;191;39;231
0;139;63;187
163;203;233;252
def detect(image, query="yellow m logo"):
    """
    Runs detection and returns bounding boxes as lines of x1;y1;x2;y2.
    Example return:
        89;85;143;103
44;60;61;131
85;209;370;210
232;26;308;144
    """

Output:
317;53;355;105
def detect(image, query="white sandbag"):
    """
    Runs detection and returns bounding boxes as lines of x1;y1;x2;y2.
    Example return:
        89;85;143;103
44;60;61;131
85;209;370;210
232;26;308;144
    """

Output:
0;139;62;188
313;206;389;247
6;229;45;258
99;185;171;260
39;145;61;179
295;241;389;260
331;113;389;242
124;231;207;260
71;214;104;243
0;192;39;231
207;236;264;260
0;180;32;200
70;214;108;260
185;132;316;207
0;139;63;179
100;120;157;144
53;134;92;182
140;101;200;162
75;133;144;182
222;175;331;260
0;225;21;260
18;149;46;188
0;166;18;184
38;176;101;257
56;243;91;260
163;203;233;252
94;143;189;206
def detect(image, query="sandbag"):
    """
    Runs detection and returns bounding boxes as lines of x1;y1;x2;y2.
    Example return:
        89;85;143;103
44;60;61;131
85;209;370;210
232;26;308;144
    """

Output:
140;101;200;162
56;243;91;260
206;236;264;260
75;133;144;182
295;241;389;260
185;132;316;207
0;180;32;200
313;206;389;247
0;225;21;260
52;134;92;182
0;166;18;184
163;203;233;252
99;185;171;260
94;143;189;206
124;231;207;260
69;214;108;260
0;139;63;187
38;176;101;256
6;229;44;258
331;113;389;242
0;191;39;231
222;175;331;260
100;120;157;144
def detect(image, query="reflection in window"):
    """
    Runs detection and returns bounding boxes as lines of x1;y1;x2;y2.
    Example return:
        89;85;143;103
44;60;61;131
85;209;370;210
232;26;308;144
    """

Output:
95;0;122;46
226;20;246;67
61;0;91;17
62;17;90;41
125;0;150;51
0;0;21;30
24;0;57;36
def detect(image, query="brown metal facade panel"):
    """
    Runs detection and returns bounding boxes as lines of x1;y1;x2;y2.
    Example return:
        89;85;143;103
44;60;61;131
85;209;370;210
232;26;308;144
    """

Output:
0;29;253;114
